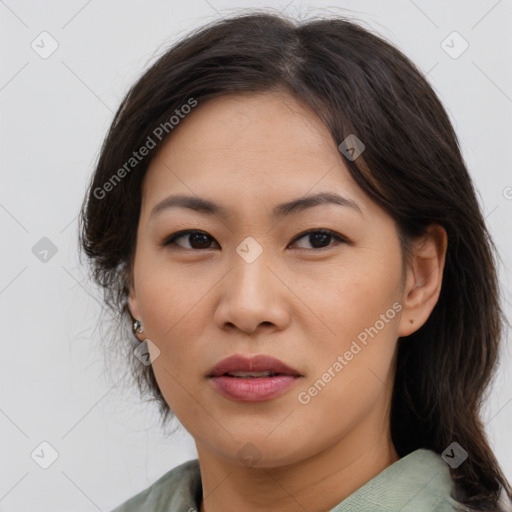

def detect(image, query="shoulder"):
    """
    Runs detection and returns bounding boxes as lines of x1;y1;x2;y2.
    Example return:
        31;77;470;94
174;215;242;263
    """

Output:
385;448;463;511
330;449;463;511
110;459;201;512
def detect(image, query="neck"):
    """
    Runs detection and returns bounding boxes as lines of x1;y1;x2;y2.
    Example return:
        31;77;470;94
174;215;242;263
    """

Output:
196;409;399;512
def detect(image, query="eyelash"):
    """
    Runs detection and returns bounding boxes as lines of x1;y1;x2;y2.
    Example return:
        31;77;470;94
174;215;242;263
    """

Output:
162;229;348;251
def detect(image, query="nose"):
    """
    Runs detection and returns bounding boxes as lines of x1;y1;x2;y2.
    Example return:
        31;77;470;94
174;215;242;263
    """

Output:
213;248;291;335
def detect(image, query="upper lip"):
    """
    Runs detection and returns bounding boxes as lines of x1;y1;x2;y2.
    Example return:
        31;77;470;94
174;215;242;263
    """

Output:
208;354;302;377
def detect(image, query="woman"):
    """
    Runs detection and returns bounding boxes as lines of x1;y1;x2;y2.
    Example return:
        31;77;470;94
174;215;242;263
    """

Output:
80;11;512;512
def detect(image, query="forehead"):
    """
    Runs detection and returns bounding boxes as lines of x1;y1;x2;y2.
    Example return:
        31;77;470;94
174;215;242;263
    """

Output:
140;91;372;218
165;90;332;151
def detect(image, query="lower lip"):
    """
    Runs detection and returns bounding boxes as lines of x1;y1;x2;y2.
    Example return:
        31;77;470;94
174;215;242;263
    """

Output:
209;375;300;402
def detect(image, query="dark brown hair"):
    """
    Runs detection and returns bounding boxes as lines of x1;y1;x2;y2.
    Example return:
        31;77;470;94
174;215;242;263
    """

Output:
79;10;512;511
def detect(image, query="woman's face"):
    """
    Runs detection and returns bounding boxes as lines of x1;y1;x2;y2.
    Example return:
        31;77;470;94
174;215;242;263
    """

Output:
129;90;413;467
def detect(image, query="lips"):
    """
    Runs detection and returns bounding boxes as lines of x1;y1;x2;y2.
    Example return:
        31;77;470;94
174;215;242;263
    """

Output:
208;354;302;378
208;354;303;402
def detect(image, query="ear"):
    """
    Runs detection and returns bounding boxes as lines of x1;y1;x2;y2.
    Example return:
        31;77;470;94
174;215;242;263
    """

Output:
128;286;141;321
397;224;448;337
126;267;141;321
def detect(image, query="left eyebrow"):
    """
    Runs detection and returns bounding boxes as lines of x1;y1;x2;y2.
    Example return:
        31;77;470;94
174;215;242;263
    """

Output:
150;191;363;220
272;191;362;219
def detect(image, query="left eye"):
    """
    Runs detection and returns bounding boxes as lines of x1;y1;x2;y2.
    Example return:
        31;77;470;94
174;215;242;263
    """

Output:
290;229;346;250
163;229;347;251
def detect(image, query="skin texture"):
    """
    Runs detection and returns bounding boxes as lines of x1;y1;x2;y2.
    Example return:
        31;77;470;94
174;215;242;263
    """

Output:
128;90;447;512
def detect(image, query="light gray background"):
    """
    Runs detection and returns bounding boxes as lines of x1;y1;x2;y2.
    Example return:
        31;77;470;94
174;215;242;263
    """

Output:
1;1;511;510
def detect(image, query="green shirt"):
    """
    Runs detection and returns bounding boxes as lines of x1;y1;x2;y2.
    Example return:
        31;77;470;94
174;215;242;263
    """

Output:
111;448;463;511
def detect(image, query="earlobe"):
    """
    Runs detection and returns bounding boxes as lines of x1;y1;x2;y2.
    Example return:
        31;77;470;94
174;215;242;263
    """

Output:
397;224;448;337
128;289;145;340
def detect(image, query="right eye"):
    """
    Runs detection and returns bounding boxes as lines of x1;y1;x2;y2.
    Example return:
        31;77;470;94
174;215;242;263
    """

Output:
162;230;219;250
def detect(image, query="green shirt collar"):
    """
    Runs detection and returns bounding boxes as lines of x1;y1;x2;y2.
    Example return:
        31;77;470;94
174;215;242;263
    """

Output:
111;448;460;512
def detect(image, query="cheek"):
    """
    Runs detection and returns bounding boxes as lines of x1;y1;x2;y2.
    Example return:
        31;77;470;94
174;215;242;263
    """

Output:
132;246;217;337
292;252;402;411
301;250;403;351
294;293;399;453
133;248;212;340
134;270;206;414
